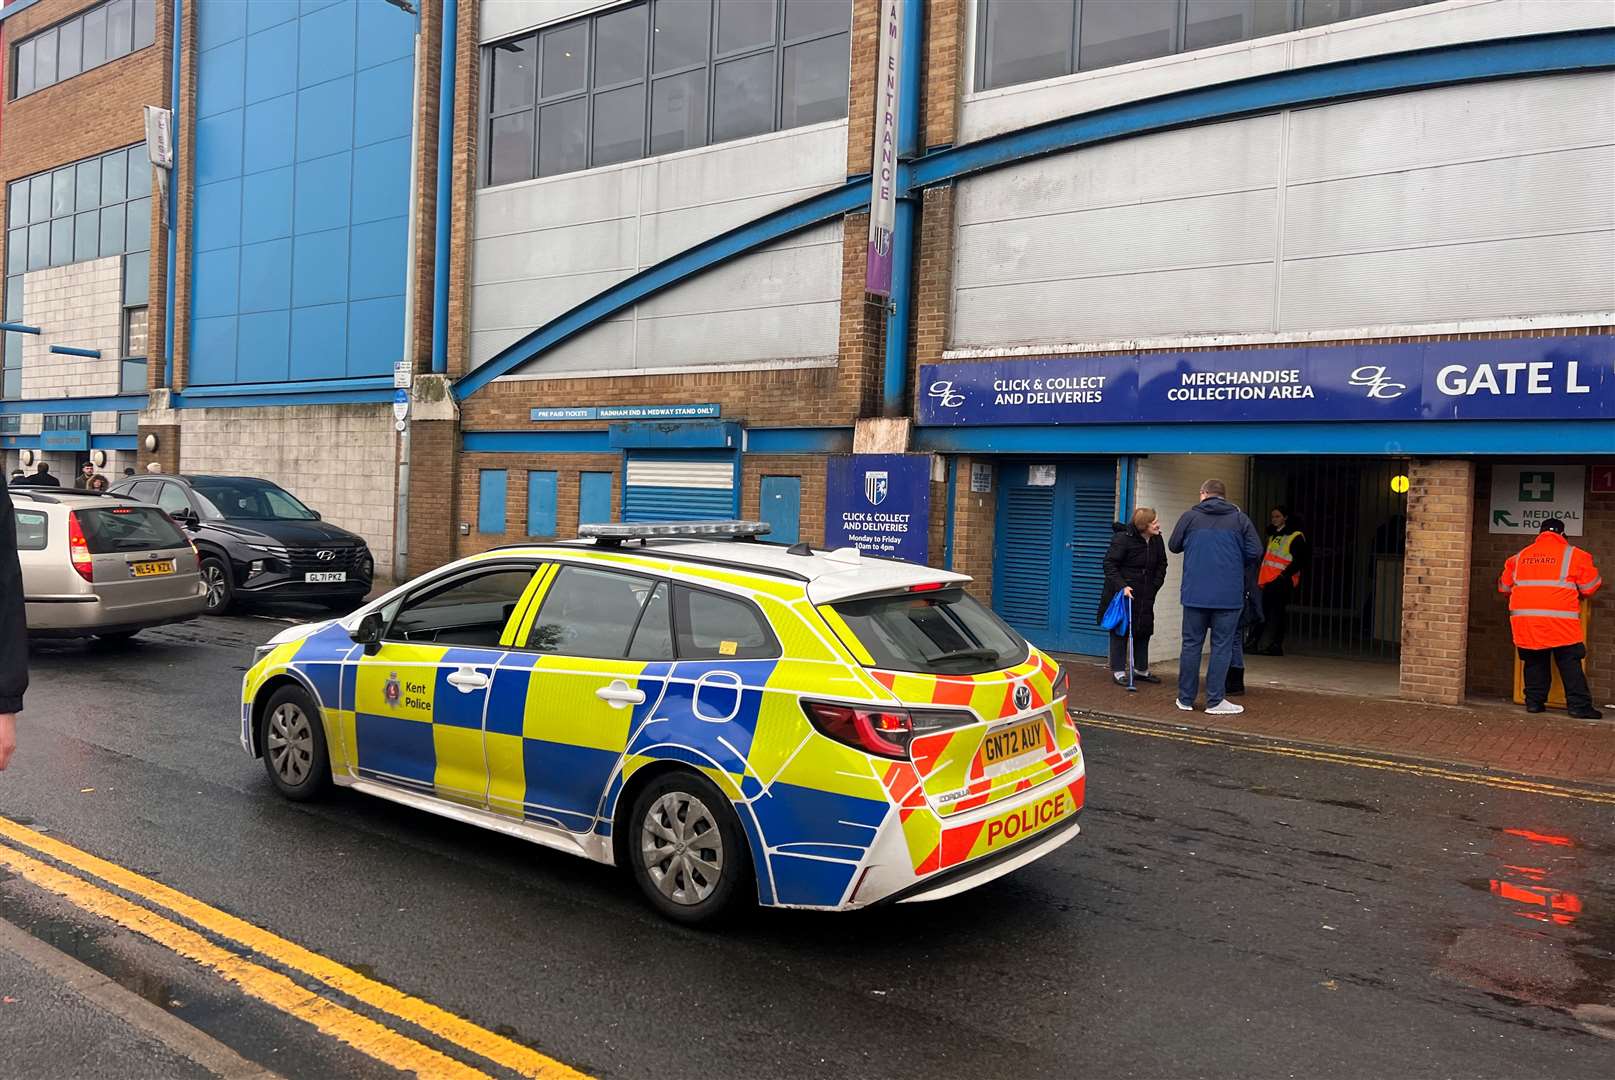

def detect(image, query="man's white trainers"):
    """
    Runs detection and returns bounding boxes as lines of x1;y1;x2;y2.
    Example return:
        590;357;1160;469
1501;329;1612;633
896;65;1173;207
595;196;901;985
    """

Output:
1176;699;1194;711
1206;700;1245;715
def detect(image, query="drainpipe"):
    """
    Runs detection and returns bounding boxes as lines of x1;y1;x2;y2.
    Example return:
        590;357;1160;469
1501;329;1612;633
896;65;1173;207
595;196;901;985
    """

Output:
880;0;925;418
430;0;458;375
394;15;428;583
162;0;182;389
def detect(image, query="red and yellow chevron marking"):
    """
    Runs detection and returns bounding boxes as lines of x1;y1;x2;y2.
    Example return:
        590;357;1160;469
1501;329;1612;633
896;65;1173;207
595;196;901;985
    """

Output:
934;776;1086;871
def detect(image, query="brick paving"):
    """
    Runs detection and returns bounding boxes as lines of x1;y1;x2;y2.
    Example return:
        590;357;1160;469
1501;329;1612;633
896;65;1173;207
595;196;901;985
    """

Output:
1062;658;1615;788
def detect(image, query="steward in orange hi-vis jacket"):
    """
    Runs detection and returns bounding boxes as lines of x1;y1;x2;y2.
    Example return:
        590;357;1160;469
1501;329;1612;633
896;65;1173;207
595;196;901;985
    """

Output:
1499;518;1603;719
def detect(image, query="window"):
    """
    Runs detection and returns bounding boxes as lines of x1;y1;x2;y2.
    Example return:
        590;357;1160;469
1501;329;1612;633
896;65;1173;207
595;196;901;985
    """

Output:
75;506;188;554
527;565;660;657
482;0;850;185
124;480;158;501
13;509;47;551
189;478;315;521
830;588;1028;675
4;146;153;400
627;581;674;660
977;0;1432;91
387;567;537;647
0;415;19;434
673;586;778;660
153;482;191;517
41;412;90;432
9;0;156;99
116;410;138;434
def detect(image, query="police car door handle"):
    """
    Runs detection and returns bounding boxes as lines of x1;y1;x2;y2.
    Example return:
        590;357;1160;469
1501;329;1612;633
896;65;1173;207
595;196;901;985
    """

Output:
596;680;645;709
446;668;489;693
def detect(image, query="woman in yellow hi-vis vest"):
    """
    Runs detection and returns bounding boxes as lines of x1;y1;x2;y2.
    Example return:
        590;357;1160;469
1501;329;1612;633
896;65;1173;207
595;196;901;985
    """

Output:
1248;506;1310;656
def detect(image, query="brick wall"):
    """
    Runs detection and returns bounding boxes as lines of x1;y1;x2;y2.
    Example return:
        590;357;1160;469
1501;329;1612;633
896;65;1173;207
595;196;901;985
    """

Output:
18;257;124;397
406;418;460;576
1400;458;1475;705
444;0;481;379
407;0;443;377
844;0;881;177
911;183;954;377
176;404;399;574
454;452;621;556
922;0;964;149
137;422;180;473
741;454;827;547
944;456;994;601
1467;462;1614;707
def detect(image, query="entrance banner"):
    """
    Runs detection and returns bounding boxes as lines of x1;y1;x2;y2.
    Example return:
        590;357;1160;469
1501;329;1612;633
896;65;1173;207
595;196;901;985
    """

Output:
865;0;904;296
919;336;1614;426
825;453;930;564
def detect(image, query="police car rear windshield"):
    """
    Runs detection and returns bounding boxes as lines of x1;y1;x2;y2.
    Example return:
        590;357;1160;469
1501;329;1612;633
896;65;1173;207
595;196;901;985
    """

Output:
830;588;1028;675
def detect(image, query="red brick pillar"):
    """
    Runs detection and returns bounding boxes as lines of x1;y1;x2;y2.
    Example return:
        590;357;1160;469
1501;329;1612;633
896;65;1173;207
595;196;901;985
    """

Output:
1400;458;1475;705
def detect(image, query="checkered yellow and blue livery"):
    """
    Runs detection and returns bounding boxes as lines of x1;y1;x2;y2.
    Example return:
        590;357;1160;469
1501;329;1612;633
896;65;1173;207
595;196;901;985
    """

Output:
240;526;1085;916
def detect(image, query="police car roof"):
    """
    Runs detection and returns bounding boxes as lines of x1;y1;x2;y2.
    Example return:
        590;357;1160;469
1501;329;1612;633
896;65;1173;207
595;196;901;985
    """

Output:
498;538;971;605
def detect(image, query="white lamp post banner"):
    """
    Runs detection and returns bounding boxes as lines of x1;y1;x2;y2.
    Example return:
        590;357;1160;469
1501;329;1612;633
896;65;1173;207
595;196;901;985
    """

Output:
865;0;903;297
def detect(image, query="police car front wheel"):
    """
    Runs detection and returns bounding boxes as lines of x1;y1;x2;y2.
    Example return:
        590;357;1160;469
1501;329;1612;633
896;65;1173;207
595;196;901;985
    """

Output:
260;684;332;802
629;773;750;925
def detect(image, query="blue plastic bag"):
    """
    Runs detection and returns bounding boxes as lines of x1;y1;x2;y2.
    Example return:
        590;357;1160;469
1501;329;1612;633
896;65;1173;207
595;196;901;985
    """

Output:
1100;590;1130;637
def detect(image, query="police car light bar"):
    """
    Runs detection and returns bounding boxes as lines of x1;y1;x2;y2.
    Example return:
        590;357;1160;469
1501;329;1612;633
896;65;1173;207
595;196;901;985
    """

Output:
579;520;773;543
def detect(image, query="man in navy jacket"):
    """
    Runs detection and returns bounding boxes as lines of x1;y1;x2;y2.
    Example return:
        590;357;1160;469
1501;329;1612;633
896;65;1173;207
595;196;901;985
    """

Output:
1169;479;1262;714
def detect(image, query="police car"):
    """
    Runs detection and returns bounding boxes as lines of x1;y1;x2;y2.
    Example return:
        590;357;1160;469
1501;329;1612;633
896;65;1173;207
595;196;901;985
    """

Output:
241;522;1085;923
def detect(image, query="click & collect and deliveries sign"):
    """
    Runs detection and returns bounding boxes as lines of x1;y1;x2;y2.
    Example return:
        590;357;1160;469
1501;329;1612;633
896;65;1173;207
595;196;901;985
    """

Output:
919;337;1614;426
825;454;930;564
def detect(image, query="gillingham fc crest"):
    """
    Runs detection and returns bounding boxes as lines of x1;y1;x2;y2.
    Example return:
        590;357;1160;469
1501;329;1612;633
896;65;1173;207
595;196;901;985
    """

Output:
864;470;889;506
384;672;402;707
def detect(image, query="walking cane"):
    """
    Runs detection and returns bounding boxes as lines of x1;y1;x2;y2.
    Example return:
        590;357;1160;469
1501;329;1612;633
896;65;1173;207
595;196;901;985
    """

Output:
1125;594;1137;692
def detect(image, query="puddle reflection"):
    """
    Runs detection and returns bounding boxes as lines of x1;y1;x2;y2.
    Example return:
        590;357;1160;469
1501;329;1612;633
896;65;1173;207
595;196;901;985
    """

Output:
1489;829;1584;927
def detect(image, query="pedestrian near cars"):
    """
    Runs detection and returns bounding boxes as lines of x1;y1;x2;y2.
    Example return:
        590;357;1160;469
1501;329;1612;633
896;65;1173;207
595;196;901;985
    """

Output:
1499;518;1603;719
74;462;97;490
0;472;26;769
14;462;59;487
87;474;109;493
1227;559;1264;697
1248;506;1309;655
1169;479;1262;714
1098;507;1168;686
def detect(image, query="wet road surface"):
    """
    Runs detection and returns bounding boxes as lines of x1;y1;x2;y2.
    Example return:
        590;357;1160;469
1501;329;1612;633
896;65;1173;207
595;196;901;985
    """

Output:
2;614;1613;1078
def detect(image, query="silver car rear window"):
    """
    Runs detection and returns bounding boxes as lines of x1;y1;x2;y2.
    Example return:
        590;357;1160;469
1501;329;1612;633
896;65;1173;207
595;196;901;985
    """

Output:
13;509;46;551
75;506;187;554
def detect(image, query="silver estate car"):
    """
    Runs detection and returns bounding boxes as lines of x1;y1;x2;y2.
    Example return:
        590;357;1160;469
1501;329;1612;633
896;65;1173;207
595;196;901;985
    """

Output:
13;488;207;639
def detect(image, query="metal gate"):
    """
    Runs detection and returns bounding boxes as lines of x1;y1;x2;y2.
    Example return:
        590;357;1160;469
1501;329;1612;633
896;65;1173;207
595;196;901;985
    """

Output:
1246;456;1409;661
622;451;738;521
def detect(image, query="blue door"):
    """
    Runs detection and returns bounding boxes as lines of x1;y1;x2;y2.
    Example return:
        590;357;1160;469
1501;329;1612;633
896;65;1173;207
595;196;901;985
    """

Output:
759;475;801;545
992;459;1116;655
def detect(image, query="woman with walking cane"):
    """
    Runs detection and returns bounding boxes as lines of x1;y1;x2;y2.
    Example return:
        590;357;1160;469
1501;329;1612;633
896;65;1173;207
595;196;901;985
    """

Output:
1098;507;1168;687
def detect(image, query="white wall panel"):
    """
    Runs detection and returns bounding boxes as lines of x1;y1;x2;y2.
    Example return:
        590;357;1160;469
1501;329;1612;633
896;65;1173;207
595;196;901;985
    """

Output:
481;0;616;43
1279;232;1615;331
476;121;848;377
1284;73;1615;183
956;189;1275;291
1284;147;1615;260
956;264;1276;348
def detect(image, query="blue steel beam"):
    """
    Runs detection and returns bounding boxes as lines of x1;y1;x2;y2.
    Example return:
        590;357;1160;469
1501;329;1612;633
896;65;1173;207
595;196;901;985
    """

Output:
49;345;102;359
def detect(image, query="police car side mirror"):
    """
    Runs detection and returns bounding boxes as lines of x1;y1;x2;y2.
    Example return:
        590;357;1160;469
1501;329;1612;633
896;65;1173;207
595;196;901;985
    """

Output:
350;613;383;654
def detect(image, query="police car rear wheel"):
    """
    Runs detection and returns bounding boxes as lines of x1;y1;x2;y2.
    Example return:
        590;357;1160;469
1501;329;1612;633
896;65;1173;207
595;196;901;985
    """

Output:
260;685;331;802
630;774;749;925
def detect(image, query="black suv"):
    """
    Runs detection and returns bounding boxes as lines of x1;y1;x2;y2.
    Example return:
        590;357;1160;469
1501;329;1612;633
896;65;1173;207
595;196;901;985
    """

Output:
108;474;373;614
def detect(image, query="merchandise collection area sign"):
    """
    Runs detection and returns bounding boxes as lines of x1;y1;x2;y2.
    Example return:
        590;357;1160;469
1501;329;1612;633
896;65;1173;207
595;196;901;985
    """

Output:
824;454;930;564
919;336;1614;426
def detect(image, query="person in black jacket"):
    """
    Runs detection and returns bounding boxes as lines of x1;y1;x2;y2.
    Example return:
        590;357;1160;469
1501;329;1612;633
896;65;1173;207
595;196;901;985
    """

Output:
1097;507;1168;685
0;473;25;769
14;461;59;487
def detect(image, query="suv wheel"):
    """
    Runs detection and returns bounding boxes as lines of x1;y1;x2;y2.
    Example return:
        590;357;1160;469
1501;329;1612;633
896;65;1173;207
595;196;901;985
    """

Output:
201;556;234;614
259;684;332;801
629;772;750;926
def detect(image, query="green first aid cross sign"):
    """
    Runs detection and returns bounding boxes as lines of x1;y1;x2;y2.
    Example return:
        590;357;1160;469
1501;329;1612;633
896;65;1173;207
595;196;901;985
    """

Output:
1518;472;1555;502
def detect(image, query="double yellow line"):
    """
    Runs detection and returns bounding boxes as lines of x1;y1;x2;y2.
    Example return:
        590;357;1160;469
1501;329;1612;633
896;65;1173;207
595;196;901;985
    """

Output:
0;815;590;1079
1076;713;1615;805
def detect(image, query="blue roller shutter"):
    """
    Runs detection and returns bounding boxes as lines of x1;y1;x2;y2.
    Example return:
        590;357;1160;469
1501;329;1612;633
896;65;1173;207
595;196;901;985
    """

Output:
993;482;1056;643
623;451;738;521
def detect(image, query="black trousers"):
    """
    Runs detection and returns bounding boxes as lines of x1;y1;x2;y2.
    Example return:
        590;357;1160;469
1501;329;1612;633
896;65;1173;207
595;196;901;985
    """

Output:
1109;630;1151;674
1255;578;1294;649
1519;642;1593;712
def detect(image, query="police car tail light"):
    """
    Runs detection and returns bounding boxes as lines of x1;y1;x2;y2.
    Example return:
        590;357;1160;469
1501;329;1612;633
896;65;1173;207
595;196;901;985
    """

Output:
1052;664;1070;701
802;701;973;760
67;511;94;582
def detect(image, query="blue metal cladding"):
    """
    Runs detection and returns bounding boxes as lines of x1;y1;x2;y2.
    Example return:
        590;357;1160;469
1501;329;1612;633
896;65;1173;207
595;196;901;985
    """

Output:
188;0;417;387
578;471;614;525
526;471;558;538
758;476;801;546
477;469;507;534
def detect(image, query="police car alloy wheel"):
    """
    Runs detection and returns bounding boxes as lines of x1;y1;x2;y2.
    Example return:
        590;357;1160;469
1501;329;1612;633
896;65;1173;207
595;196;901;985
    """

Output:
629;773;749;925
260;684;331;801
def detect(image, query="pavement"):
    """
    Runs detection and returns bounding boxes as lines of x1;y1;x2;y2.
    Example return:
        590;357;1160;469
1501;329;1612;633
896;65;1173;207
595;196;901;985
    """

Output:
1062;654;1615;788
1;612;1613;1078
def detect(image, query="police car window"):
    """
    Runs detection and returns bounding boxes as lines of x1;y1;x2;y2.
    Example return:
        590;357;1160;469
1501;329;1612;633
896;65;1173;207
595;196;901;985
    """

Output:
388;567;536;647
529;566;657;657
673;586;778;660
626;581;674;661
